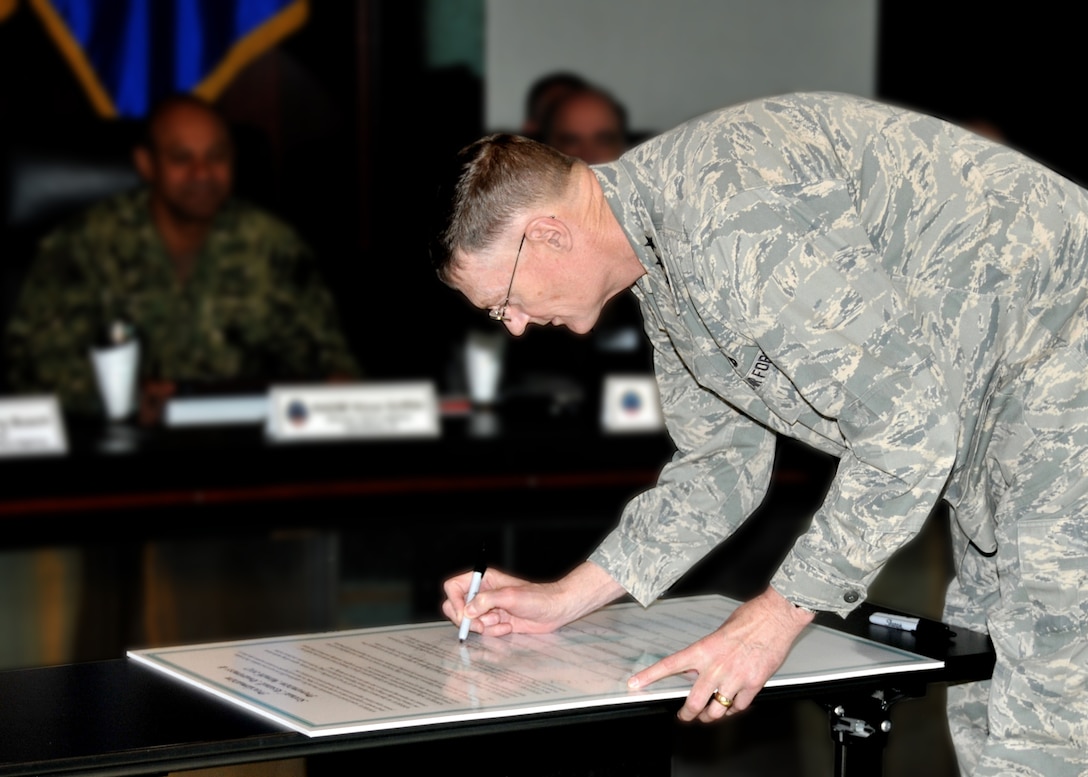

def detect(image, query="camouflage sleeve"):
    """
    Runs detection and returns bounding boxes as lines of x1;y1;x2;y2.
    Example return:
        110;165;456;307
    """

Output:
264;233;361;379
4;230;104;414
589;300;777;606
702;181;957;616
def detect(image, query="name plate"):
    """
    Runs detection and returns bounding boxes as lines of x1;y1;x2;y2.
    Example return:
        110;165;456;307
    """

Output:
266;382;440;442
165;394;269;427
0;395;68;457
600;374;664;433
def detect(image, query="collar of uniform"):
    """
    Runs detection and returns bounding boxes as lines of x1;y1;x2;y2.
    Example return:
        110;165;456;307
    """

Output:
593;163;669;293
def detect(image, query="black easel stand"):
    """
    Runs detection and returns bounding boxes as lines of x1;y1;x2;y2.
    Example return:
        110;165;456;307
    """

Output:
824;684;919;777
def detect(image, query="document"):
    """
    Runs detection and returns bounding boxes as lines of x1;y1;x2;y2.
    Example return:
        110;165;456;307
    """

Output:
127;594;942;737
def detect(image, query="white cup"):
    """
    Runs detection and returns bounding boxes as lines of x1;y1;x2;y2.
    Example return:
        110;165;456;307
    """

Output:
464;330;506;405
90;340;140;421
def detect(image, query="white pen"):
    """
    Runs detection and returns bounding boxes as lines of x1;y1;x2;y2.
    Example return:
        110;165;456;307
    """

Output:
870;611;955;637
458;547;487;642
869;612;921;631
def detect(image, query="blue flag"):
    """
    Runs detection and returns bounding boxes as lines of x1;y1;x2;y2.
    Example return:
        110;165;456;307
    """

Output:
23;0;308;117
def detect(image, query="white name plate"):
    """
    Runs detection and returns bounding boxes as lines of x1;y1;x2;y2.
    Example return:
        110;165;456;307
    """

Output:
600;374;664;433
165;394;269;427
266;382;440;442
0;395;68;457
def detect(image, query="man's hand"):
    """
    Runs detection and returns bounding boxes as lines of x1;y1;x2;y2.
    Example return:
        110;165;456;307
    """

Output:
627;586;814;722
442;561;626;638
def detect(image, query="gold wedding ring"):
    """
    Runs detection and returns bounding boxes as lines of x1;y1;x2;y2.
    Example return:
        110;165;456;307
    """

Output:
711;691;733;709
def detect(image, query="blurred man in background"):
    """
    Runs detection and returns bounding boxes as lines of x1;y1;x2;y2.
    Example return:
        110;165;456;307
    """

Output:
4;94;359;420
520;71;588;140
540;85;629;165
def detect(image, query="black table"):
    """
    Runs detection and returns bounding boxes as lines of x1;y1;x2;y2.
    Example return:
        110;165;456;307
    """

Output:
0;409;677;536
0;408;685;656
0;603;994;777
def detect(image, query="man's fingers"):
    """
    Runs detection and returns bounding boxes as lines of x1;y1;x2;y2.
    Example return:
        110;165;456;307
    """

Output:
628;650;692;690
486;621;514;637
441;599;459;624
443;574;474;608
697;689;735;722
730;687;757;713
692;684;758;722
464;584;526;619
463;589;496;619
677;672;723;720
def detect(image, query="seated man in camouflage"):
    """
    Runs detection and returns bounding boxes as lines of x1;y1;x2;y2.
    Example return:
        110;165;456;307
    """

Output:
4;93;359;418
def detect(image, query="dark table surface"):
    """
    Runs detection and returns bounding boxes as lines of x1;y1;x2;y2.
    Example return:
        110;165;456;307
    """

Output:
0;405;681;539
0;601;993;777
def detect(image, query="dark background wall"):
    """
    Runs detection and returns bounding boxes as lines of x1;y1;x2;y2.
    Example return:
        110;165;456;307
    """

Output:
1;1;1082;387
877;3;1086;186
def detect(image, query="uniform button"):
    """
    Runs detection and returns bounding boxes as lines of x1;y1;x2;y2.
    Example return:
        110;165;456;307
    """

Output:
843;590;860;604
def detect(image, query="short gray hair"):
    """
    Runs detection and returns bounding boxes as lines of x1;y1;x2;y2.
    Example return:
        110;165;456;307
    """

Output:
433;134;576;283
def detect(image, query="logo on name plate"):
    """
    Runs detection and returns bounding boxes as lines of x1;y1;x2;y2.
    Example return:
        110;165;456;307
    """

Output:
286;399;309;427
621;389;643;415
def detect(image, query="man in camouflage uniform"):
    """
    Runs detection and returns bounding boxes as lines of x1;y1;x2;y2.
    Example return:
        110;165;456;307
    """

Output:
4;94;358;416
435;93;1088;776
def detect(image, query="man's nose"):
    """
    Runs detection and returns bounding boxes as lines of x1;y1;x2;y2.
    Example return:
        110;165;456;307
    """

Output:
189;158;217;179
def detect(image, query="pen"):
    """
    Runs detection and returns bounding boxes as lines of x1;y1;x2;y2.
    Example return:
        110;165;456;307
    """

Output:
869;611;955;637
458;546;487;642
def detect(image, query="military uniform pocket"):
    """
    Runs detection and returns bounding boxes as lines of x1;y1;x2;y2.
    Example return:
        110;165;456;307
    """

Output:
1017;514;1088;613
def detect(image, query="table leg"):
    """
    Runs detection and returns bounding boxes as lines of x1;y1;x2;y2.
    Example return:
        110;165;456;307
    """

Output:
824;687;918;777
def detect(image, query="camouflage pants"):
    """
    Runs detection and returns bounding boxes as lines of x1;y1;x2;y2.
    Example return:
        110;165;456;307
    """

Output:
944;351;1088;776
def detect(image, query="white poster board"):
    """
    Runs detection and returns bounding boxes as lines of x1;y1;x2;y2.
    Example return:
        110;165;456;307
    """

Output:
129;594;941;737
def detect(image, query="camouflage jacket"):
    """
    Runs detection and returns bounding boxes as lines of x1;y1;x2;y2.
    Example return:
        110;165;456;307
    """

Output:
5;189;360;414
589;92;1088;615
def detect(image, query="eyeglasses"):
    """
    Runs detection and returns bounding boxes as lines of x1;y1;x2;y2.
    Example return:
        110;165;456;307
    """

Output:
488;233;526;322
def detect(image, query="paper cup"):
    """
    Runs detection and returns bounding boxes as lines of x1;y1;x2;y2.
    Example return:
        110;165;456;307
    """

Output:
464;331;505;405
90;340;140;421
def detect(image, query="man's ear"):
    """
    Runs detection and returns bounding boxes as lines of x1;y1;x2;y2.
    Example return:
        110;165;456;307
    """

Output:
525;215;570;252
133;146;154;182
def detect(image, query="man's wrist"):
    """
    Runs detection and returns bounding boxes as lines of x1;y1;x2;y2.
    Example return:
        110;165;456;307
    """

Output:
554;561;627;624
765;585;817;628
